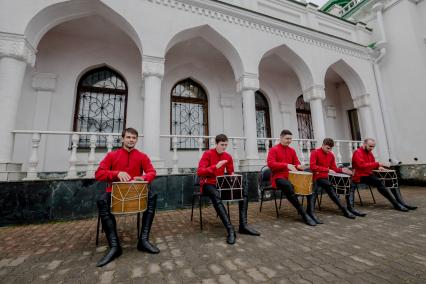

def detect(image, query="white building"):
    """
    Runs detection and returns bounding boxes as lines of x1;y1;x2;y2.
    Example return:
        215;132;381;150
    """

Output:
0;0;424;181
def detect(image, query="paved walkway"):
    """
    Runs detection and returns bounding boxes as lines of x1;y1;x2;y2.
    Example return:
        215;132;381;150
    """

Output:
1;186;425;284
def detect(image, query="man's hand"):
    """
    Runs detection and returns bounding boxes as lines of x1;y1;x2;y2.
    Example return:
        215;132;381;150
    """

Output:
287;164;297;172
134;176;144;181
342;168;353;175
329;169;336;174
379;162;390;168
118;171;131;182
297;165;306;171
216;160;228;169
378;166;387;171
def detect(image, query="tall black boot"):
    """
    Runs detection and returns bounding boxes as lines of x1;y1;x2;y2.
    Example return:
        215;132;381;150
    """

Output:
377;187;409;212
390;187;417;210
137;195;160;253
96;200;122;267
306;192;323;224
286;193;316;226
214;201;236;244
325;188;355;219
346;187;367;217
238;196;260;236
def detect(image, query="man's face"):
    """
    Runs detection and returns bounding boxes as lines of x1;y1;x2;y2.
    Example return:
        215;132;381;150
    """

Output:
122;132;138;150
216;141;228;154
280;134;292;146
322;145;333;153
364;140;375;152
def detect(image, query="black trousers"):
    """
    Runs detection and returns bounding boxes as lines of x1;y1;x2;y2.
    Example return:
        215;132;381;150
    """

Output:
359;175;386;191
202;183;249;200
275;178;295;195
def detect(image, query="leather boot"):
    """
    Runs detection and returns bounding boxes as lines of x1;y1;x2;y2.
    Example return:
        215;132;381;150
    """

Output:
238;196;260;236
306;192;323;224
325;188;356;219
346;187;367;217
377;187;409;212
215;201;236;244
96;200;122;267
390;187;417;210
286;193;316;226
137;195;160;254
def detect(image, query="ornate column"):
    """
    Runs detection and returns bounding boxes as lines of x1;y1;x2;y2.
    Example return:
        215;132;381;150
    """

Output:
0;33;36;163
142;55;165;171
238;73;262;171
303;85;326;146
353;94;375;139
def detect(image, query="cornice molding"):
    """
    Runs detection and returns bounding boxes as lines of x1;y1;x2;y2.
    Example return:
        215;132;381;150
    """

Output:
303;85;326;101
142;55;165;79
147;0;372;61
237;73;259;92
353;93;370;108
0;33;36;66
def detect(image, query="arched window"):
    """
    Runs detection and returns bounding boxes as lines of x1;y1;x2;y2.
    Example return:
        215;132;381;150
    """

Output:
296;95;314;139
73;67;127;148
255;91;271;150
170;79;208;149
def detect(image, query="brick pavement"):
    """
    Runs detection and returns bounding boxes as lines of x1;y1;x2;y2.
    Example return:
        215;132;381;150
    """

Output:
0;186;426;283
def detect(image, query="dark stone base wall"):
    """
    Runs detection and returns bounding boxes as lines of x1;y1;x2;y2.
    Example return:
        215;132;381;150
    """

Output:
396;164;426;186
0;172;259;227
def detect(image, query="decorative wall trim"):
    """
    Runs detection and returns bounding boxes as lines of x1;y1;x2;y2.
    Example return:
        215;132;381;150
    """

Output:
237;73;259;92
303;85;326;101
142;55;165;78
353;93;370;108
0;33;36;66
147;0;372;60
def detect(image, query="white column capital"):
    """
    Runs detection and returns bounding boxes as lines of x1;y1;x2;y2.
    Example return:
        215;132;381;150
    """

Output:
237;73;259;93
0;33;36;67
220;96;234;108
353;94;371;108
142;55;165;79
372;2;385;11
303;85;325;101
32;73;57;92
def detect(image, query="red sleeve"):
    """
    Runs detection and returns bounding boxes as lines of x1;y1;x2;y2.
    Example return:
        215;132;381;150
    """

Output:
225;154;234;175
267;147;287;171
353;150;379;171
95;152;120;182
310;151;329;173
292;148;301;166
329;153;342;173
141;154;156;183
197;151;217;177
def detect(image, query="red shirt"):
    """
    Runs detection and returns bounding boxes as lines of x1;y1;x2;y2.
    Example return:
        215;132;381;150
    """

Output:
197;148;234;191
310;148;342;181
267;144;300;188
352;147;380;183
95;148;156;192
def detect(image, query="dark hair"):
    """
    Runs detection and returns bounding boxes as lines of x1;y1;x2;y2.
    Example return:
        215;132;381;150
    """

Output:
121;127;139;138
215;134;228;144
323;138;334;147
280;129;292;137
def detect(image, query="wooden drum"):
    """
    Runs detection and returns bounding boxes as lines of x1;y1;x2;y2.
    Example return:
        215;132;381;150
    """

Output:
289;171;313;196
329;173;351;195
216;175;244;201
373;169;398;189
111;181;148;214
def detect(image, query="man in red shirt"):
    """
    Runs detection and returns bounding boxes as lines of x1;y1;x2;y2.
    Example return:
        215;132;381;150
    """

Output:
197;134;260;244
352;138;417;211
309;138;356;223
267;130;316;226
94;128;158;267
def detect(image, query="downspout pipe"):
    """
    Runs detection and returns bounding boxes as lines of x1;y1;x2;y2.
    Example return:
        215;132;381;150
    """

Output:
369;1;398;163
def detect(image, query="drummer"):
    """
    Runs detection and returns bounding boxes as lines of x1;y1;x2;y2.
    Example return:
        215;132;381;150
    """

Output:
352;138;417;211
267;129;316;226
197;134;260;245
94;127;159;267
309;138;356;223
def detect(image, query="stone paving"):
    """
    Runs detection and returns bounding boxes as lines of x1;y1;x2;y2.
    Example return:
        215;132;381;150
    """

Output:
1;186;426;284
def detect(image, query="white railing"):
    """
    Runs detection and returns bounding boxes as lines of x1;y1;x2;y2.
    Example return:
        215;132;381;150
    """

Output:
160;134;246;174
11;130;363;180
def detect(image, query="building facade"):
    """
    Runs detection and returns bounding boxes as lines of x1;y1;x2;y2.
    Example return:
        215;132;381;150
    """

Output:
0;0;424;180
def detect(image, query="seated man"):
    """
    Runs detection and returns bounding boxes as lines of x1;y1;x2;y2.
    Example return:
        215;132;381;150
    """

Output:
267;129;316;226
94;127;159;267
309;138;356;224
197;134;260;245
352;138;417;212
